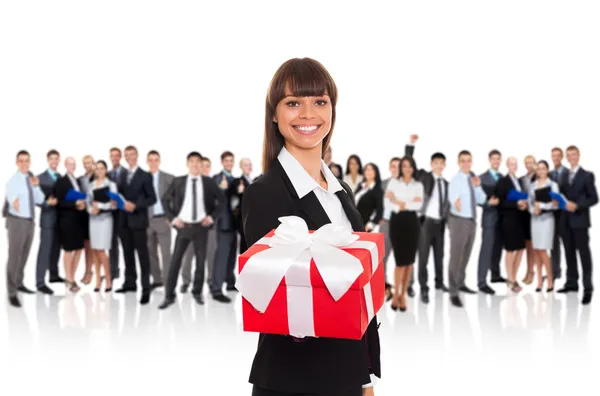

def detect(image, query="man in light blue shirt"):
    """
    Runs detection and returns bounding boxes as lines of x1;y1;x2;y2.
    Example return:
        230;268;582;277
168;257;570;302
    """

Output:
447;150;487;308
4;150;47;307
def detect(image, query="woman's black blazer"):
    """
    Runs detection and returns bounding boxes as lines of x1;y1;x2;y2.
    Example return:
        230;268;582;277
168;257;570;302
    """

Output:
354;183;384;227
241;159;381;394
495;175;527;228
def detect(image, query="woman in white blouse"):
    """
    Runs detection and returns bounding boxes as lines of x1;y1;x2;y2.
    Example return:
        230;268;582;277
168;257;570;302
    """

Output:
385;156;424;312
343;154;363;193
86;160;118;292
528;160;559;292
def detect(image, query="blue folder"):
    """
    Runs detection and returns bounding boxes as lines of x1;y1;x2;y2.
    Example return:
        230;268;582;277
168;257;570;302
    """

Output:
106;191;126;210
65;189;87;202
549;192;567;210
507;189;528;201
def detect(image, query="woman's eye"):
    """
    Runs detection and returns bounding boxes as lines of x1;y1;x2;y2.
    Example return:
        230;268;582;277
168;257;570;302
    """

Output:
316;100;327;106
286;101;300;107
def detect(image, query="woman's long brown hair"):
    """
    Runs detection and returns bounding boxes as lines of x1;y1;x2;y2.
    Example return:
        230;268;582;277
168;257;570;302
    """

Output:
262;58;338;173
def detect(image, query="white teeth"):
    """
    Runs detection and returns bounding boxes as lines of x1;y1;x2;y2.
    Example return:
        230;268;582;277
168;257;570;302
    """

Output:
295;125;318;131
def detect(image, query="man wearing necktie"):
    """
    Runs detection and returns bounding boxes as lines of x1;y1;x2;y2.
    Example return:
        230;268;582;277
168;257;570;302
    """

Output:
549;147;568;280
211;151;237;302
4;150;48;307
447;150;488;308
115;145;157;305
35;149;63;295
158;152;225;309
476;149;506;296
108;147;125;281
557;145;598;305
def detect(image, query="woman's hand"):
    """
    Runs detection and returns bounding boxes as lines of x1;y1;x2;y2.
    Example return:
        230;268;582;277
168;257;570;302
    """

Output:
412;196;422;202
110;200;117;208
90;206;100;215
533;201;541;216
385;191;395;201
363;387;375;396
398;201;406;211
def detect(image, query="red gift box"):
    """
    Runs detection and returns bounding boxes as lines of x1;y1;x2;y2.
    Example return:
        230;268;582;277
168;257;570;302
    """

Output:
235;216;384;340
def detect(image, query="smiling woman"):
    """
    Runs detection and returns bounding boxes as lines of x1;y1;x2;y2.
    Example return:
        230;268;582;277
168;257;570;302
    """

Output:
241;58;380;396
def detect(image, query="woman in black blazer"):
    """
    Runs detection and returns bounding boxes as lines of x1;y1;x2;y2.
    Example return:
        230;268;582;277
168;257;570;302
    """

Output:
495;157;528;293
354;163;384;231
242;58;380;396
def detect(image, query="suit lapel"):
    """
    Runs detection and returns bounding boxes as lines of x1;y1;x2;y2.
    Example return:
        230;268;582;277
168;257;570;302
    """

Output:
570;167;584;192
335;190;364;232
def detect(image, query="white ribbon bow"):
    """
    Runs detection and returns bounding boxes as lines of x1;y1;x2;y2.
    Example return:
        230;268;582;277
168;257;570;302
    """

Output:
236;216;379;338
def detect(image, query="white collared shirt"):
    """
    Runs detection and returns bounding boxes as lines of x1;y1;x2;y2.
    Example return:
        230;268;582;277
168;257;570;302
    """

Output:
277;147;376;388
387;177;424;213
425;174;444;220
67;173;80;191
176;175;207;223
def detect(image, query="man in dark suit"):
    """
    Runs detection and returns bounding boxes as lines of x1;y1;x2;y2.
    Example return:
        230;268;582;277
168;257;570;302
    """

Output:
211;150;237;300
404;135;450;304
550;147;568;280
115;145;157;305
108;147;125;280
323;145;343;179
557;145;598;305
35;149;63;294
158;152;225;309
477;149;505;295
233;157;254;254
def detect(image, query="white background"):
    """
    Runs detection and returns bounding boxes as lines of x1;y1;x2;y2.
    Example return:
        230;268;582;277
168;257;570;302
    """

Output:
1;1;599;395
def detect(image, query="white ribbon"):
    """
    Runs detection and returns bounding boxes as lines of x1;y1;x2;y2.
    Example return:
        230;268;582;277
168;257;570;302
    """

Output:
235;216;380;338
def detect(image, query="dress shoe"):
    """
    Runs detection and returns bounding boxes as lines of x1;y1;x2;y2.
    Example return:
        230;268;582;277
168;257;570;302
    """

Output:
212;294;232;303
420;293;429;304
435;284;449;292
151;282;164;290
491;276;507;283
49;276;64;283
226;285;238;292
180;284;189;293
557;286;578;294
479;285;495;295
17;286;35;294
140;291;151;305
37;285;54;295
450;296;463;308
193;294;205;305
115;286;137;293
407;286;415;298
158;298;175;309
459;286;476;294
8;296;21;307
582;292;593;305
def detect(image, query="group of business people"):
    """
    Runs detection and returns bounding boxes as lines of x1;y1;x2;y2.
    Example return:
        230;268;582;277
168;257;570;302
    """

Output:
4;146;255;309
326;135;597;311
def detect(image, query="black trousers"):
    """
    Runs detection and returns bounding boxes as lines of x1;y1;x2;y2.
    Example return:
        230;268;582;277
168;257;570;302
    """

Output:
561;226;594;292
417;218;445;292
110;211;120;279
119;227;151;290
211;229;237;295
251;385;362;396
165;223;209;299
551;211;562;279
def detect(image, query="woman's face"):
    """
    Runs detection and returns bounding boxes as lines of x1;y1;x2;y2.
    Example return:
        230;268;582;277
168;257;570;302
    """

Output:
274;86;332;152
364;165;375;181
507;158;518;174
536;162;548;179
329;163;340;177
94;163;107;179
401;160;414;179
348;158;359;173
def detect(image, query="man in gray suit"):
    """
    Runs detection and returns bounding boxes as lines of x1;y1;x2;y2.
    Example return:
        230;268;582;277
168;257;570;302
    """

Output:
477;149;505;295
35;149;63;294
380;156;401;299
146;150;174;288
549;147;568;280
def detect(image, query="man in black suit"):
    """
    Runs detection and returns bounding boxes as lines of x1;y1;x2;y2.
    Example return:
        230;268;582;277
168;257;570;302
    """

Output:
557;145;598;305
108;147;125;280
477;149;505;295
115;145;157;305
158;152;225;309
35;149;63;294
233;157;253;254
211;150;237;300
323;145;343;179
404;136;450;304
550;147;568;280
